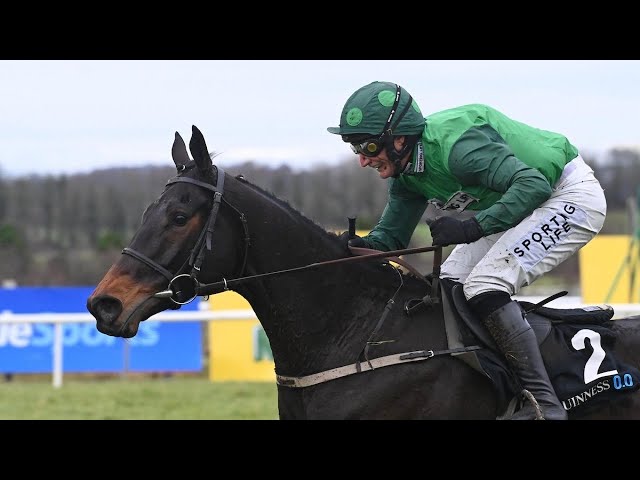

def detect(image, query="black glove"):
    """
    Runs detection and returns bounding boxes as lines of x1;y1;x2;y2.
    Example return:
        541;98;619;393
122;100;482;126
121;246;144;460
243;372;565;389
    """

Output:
338;231;372;250
428;216;484;247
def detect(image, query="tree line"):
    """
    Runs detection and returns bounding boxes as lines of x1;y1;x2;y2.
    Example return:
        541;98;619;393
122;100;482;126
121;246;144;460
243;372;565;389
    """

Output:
0;148;639;287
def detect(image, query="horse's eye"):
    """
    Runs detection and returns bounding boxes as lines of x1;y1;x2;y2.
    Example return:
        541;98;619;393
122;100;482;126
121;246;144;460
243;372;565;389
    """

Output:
174;214;188;226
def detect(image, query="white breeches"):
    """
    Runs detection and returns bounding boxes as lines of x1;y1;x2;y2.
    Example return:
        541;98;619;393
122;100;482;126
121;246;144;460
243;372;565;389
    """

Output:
440;155;607;300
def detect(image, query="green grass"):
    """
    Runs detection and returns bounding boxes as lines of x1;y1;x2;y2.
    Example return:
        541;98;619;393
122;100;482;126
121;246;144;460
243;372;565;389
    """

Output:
0;377;279;420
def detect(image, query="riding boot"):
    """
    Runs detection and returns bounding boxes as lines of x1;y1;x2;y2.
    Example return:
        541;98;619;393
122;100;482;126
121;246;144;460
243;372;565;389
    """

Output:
482;300;568;420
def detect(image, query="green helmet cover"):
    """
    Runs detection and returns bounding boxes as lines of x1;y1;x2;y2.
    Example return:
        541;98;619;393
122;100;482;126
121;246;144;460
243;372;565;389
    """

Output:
327;81;424;137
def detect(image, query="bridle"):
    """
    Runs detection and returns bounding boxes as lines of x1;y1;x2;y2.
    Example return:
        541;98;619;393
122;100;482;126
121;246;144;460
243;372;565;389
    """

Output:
122;165;250;306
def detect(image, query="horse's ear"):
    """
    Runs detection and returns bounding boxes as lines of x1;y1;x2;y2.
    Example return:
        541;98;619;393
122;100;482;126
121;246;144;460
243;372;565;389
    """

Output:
189;125;213;178
171;132;191;172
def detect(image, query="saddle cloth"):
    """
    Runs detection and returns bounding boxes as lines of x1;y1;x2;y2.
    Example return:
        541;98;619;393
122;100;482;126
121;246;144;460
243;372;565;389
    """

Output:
439;280;640;418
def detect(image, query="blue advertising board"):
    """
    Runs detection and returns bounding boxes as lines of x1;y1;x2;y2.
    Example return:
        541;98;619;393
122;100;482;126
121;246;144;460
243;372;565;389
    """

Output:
0;287;203;373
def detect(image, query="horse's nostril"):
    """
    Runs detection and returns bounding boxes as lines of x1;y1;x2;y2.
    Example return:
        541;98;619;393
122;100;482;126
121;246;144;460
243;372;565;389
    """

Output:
89;295;123;324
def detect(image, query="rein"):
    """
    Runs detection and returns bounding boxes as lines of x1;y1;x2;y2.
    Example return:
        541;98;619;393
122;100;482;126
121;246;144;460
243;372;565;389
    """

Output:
154;244;444;302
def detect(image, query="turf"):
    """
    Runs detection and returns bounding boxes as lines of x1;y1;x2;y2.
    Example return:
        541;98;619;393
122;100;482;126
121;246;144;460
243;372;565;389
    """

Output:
0;377;279;420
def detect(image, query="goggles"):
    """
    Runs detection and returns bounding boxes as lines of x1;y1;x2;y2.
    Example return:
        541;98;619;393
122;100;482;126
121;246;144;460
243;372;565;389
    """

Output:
350;136;386;157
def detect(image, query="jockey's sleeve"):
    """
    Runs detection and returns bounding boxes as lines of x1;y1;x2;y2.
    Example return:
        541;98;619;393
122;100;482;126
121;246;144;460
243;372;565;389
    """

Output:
449;125;553;235
363;178;427;251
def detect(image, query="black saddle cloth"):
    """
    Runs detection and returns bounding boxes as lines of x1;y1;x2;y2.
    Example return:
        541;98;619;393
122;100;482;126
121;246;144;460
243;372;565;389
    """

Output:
441;280;640;418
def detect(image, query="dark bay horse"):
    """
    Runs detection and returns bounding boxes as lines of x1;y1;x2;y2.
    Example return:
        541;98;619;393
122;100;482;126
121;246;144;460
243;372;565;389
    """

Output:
87;126;640;419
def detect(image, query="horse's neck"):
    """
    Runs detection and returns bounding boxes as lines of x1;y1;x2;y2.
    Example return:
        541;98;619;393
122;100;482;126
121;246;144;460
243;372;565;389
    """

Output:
236;181;343;278
231;183;398;375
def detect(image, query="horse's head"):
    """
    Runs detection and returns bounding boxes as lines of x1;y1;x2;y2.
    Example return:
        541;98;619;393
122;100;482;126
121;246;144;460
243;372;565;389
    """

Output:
87;126;247;337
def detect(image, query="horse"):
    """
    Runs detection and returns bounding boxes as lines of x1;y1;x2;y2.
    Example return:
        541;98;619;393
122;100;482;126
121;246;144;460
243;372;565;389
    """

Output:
87;125;640;420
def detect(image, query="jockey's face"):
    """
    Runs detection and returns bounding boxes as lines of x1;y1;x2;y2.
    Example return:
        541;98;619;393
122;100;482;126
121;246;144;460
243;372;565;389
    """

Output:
355;136;409;180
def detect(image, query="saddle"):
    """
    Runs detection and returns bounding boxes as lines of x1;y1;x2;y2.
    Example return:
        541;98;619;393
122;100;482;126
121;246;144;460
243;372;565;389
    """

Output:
412;278;640;418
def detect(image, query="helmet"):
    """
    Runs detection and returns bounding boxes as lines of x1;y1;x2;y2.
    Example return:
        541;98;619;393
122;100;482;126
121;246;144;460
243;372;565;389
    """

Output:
327;81;424;137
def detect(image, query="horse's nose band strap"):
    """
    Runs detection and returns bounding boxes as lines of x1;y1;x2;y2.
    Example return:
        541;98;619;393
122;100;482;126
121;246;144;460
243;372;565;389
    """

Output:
122;247;174;282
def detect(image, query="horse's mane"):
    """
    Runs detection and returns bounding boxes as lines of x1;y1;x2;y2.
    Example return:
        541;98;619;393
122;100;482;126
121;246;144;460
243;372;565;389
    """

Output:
233;172;422;285
234;173;342;242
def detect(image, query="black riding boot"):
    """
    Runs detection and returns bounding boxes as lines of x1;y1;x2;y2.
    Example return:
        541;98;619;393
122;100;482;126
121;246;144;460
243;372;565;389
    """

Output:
483;301;568;420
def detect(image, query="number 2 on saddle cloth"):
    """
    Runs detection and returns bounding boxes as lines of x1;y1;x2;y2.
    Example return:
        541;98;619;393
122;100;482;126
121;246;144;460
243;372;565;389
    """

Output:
538;319;640;415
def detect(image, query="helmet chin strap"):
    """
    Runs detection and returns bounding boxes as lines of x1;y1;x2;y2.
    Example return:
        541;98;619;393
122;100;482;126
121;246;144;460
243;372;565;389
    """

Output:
385;136;415;178
378;86;417;178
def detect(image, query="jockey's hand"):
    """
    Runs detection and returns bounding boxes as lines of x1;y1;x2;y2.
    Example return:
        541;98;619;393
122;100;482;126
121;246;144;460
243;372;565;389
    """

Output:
338;231;372;250
428;216;484;247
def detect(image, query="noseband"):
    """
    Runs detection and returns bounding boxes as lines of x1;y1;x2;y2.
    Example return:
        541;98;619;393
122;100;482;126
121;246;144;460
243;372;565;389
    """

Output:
122;166;250;305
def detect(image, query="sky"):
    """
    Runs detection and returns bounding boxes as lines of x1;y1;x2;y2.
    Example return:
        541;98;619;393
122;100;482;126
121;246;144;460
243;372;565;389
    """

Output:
1;60;639;178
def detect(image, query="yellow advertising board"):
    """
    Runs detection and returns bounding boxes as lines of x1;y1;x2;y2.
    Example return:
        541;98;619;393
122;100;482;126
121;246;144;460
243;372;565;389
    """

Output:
579;234;639;303
207;291;275;382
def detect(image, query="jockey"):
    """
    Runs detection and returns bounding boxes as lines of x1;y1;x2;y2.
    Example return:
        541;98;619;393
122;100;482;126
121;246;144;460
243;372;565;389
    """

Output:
328;80;607;420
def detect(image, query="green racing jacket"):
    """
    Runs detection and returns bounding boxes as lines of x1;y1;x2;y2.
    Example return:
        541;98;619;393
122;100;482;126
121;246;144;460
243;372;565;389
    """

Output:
363;104;579;251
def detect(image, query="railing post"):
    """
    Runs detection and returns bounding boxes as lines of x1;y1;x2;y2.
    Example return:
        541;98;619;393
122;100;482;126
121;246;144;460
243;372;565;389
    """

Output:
52;322;63;388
